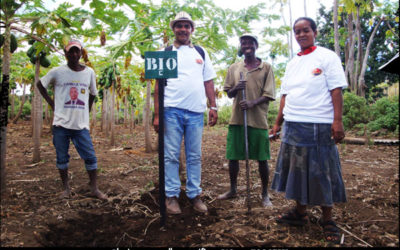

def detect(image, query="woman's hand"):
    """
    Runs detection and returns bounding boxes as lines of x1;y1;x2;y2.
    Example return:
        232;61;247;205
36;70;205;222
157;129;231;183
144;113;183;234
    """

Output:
269;124;281;141
331;120;345;144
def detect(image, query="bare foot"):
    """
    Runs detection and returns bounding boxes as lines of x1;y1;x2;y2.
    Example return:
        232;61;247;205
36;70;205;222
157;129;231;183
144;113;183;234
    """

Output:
60;189;71;199
262;195;273;207
217;190;237;200
91;189;108;200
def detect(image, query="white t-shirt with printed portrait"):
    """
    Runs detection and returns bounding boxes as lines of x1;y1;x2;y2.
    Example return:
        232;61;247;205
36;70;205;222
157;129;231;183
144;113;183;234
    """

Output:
40;64;97;130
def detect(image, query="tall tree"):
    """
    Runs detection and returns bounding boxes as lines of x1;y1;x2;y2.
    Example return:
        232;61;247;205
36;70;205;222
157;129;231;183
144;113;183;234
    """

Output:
333;0;340;56
0;0;25;193
317;0;399;98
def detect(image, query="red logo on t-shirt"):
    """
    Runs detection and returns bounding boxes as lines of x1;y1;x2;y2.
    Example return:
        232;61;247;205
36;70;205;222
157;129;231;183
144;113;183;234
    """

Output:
196;59;203;64
312;68;322;76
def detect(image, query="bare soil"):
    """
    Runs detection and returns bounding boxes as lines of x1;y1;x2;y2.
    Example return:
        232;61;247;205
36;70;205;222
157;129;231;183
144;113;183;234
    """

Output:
1;121;399;247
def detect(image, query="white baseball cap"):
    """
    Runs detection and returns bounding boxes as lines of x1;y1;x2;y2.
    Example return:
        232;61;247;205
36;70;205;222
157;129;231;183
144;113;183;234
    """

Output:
65;39;82;52
239;34;258;48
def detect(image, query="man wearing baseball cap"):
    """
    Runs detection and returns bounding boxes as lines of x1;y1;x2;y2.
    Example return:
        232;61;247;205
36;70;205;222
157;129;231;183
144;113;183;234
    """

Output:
218;34;276;207
153;11;218;214
36;39;107;200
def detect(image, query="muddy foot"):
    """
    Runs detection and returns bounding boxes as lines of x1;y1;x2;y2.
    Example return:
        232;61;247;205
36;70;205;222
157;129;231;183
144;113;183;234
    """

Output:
262;195;273;207
60;190;71;199
91;189;108;200
217;190;237;200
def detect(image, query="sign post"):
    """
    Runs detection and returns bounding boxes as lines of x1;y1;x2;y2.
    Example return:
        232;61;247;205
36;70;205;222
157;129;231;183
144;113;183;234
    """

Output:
144;50;177;228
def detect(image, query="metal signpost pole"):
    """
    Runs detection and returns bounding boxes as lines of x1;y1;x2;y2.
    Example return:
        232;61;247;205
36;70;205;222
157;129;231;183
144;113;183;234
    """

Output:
158;79;166;228
145;50;177;228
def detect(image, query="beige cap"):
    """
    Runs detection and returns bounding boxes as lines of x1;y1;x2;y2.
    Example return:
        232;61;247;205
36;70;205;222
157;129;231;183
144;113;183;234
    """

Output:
239;34;258;47
65;39;82;52
170;11;195;30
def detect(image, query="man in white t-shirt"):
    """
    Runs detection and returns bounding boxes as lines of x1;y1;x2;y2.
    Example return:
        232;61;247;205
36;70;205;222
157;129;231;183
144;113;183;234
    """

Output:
37;39;107;200
153;11;218;214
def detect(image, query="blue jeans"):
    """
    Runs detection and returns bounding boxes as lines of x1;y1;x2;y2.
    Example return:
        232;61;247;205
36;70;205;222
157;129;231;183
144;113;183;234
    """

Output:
164;107;204;199
52;126;97;171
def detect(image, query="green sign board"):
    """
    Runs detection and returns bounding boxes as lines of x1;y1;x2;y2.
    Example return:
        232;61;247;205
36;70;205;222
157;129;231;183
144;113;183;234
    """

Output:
144;51;178;79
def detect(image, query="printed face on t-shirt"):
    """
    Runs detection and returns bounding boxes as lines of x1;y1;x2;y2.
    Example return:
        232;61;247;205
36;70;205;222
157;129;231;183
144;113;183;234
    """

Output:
70;87;78;101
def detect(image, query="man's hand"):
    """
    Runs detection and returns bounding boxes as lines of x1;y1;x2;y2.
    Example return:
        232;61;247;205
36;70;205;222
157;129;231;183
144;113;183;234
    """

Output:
235;80;246;91
208;110;218;126
239;100;255;110
227;80;246;98
153;114;159;133
331;120;345;144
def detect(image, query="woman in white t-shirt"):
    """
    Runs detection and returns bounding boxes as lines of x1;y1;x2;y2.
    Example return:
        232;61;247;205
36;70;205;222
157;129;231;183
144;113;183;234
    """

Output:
270;17;347;244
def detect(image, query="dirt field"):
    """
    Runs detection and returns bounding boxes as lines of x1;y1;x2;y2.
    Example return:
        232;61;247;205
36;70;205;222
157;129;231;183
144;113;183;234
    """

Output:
1;121;399;247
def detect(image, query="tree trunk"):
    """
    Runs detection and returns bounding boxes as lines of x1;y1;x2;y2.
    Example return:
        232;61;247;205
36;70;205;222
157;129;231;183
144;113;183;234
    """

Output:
130;105;135;133
358;17;383;97
105;89;110;136
345;13;357;92
288;0;293;58
303;0;307;17
0;22;12;193
353;6;362;92
333;0;341;56
124;96;128;128
101;91;105;132
116;99;120;125
110;85;116;146
144;80;153;153
91;101;96;135
12;83;26;124
32;58;42;163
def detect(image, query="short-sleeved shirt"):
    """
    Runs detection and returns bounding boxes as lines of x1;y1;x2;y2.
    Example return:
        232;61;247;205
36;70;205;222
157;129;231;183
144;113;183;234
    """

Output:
164;42;217;113
224;60;276;129
40;64;97;130
281;46;347;123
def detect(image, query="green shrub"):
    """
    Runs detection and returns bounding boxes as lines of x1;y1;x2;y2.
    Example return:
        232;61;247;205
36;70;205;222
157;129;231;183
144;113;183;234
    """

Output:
217;105;232;125
342;92;370;130
267;100;279;127
22;101;31;118
367;95;399;132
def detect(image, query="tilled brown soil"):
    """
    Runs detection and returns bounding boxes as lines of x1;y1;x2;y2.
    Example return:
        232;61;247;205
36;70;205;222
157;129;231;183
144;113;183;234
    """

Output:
1;121;399;247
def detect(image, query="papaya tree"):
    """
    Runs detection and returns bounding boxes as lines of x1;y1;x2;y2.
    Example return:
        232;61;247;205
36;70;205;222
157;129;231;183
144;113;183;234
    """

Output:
0;0;28;193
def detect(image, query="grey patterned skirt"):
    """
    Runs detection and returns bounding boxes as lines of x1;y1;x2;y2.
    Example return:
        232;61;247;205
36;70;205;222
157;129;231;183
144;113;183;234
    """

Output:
271;121;347;207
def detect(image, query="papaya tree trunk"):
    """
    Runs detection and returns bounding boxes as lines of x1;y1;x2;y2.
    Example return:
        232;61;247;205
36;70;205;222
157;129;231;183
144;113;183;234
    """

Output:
105;89;110;136
32;58;42;163
0;23;12;193
91;101;96;136
124;96;128;128
130;105;135;133
110;85;116;146
144;80;153;153
101;92;105;132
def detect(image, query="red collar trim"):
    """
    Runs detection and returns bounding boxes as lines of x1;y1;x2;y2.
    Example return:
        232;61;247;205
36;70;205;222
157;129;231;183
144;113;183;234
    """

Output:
297;46;317;56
